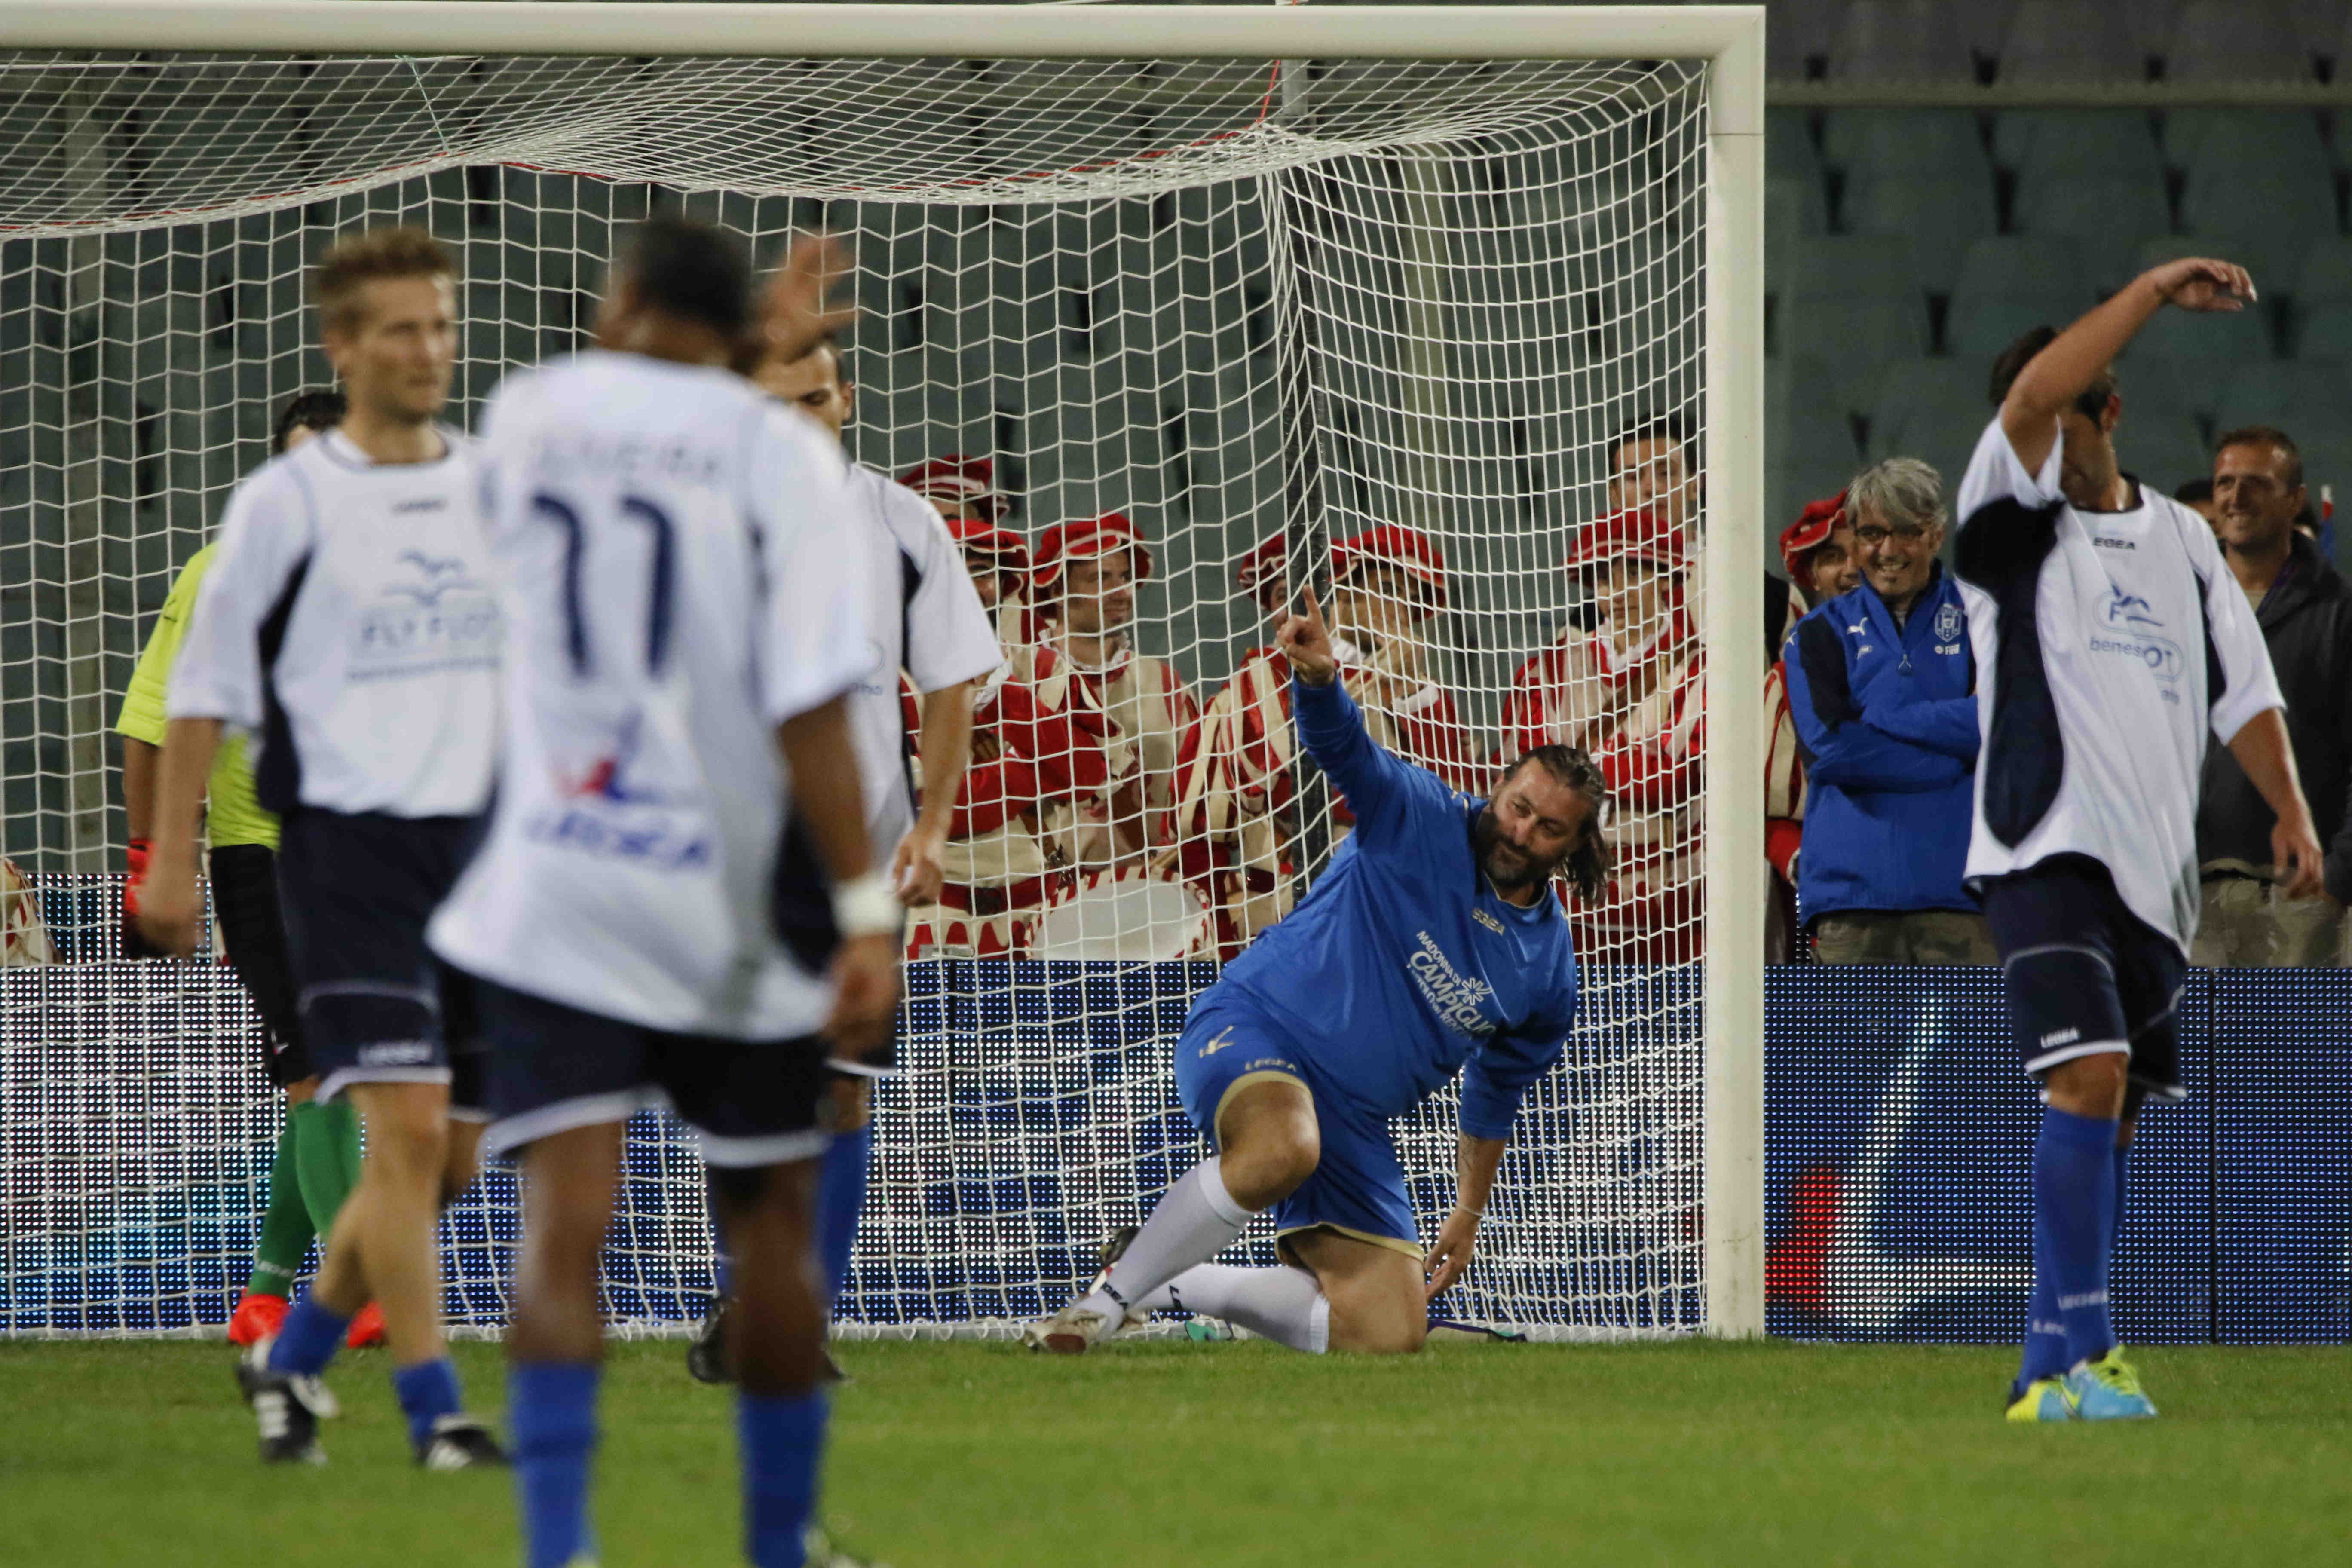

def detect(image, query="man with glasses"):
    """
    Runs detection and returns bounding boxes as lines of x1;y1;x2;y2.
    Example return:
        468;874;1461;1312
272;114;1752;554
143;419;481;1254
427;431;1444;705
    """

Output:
1782;457;1994;965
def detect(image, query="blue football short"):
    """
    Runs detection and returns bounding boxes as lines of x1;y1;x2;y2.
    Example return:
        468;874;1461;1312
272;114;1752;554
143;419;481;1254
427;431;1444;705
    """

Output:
1173;989;1422;1259
1976;854;2187;1100
467;974;833;1169
274;808;486;1115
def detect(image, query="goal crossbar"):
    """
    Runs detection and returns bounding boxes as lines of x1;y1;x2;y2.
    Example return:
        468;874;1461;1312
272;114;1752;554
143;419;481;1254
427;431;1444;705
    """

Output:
0;0;1766;1338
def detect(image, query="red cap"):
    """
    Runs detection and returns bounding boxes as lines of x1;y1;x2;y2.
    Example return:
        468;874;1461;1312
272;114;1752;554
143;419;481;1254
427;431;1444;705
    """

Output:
1779;491;1847;582
1235;533;1290;609
1330;524;1447;609
900;454;1004;524
1563;509;1687;575
1033;511;1155;596
944;514;1031;580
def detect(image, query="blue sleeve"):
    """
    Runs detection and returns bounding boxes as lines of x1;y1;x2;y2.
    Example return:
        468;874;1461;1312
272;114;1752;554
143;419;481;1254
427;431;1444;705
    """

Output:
1292;674;1453;852
1458;994;1573;1142
1785;615;1969;792
1863;694;1980;761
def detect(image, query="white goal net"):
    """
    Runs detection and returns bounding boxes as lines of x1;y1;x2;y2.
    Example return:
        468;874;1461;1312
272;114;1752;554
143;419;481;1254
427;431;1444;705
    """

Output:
0;36;1725;1338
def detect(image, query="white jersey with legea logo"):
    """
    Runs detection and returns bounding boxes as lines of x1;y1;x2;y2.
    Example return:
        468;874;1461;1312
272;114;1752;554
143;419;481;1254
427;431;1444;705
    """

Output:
167;428;500;818
1953;416;2282;952
840;463;1003;868
428;351;875;1040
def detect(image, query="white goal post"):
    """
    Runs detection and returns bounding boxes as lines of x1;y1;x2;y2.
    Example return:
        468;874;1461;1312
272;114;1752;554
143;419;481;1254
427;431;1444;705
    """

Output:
0;3;1763;1339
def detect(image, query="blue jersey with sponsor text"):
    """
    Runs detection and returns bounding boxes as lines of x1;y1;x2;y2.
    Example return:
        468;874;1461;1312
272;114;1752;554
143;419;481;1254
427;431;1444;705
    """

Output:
1214;676;1581;1141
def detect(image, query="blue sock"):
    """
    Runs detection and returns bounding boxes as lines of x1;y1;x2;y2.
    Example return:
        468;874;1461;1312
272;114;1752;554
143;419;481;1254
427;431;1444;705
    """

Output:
738;1391;829;1568
2015;1226;2068;1396
816;1125;872;1309
266;1292;351;1377
2034;1105;2121;1370
511;1361;600;1568
392;1357;464;1452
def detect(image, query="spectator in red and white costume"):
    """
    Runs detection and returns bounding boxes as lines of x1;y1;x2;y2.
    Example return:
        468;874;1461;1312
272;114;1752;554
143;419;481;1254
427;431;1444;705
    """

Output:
1762;496;1857;959
1173;526;1476;954
903;523;1120;956
1501;509;1703;965
904;454;1036;646
1026;512;1198;868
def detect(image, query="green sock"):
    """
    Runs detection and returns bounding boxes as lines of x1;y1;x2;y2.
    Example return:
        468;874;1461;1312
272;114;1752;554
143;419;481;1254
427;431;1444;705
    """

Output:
245;1117;314;1300
291;1098;363;1237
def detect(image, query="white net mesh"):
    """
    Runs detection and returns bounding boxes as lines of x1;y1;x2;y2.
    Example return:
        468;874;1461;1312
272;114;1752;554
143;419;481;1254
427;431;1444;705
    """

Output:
0;48;1711;1337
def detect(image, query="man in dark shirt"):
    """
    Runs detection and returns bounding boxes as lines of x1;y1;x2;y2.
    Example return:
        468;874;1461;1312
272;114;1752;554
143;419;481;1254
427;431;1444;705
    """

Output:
2194;425;2352;966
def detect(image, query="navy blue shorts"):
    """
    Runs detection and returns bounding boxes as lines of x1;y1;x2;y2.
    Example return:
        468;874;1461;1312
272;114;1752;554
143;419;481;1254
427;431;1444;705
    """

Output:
273;808;486;1114
468;975;833;1169
1173;989;1421;1259
1977;854;2187;1099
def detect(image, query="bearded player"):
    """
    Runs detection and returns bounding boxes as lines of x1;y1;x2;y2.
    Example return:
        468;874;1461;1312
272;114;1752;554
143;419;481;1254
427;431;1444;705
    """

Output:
1027;591;1605;1354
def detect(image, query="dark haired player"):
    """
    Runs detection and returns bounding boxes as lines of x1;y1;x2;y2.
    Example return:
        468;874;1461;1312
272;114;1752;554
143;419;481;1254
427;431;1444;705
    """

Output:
118;389;378;1354
1963;258;2321;1421
1028;592;1606;1356
140;227;505;1466
429;219;896;1568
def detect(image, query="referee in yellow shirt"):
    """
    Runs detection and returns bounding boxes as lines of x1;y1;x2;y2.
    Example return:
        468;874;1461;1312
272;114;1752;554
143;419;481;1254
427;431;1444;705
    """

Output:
117;390;381;1348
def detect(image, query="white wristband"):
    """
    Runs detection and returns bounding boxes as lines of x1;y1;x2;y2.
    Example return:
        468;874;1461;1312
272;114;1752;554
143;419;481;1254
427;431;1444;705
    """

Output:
831;871;901;938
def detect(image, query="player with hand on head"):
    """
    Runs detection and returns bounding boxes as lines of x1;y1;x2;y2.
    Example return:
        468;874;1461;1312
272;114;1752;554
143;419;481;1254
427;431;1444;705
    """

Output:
138;229;505;1467
1960;257;2322;1422
428;219;896;1568
708;332;998;1373
1027;591;1603;1356
116;389;383;1353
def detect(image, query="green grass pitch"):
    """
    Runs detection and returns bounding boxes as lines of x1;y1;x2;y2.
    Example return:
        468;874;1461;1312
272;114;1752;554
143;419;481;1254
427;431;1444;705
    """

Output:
5;1337;2349;1565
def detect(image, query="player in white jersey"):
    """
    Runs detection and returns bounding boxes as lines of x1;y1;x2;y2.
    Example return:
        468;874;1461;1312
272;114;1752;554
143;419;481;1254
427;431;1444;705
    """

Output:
1956;255;2324;1423
427;218;899;1568
704;337;998;1373
137;227;507;1468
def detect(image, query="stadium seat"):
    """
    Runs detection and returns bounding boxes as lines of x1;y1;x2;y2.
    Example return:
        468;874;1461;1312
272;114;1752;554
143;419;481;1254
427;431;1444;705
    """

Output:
1867;378;1988;474
2123;408;2220;490
2160;0;2312;84
1825;0;1976;81
1868;356;1986;448
1994;0;2146;83
1788;298;1932;413
1944;237;2096;360
1949;234;2095;309
2295;301;2352;360
1767;0;1844;80
1785;233;1919;303
2165;109;2331;187
1840;174;1998;297
1993;109;2167;182
1767;107;1824;185
2211;361;2352;438
1819;109;1991;186
2178;173;2341;300
2010;173;2174;292
2294;236;2352;305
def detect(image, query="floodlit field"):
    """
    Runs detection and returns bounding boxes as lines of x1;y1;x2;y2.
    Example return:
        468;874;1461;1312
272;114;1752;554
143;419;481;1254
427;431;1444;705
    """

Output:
5;1338;2349;1565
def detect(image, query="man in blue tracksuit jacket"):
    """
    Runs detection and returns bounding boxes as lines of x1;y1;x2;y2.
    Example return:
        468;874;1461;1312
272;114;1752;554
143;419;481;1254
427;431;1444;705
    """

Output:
1784;457;1996;964
1024;593;1608;1356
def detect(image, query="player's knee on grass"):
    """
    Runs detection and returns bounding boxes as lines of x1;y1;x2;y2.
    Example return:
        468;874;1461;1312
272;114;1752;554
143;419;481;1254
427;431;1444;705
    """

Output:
2043;1051;2128;1121
1216;1079;1320;1211
1287;1229;1424;1354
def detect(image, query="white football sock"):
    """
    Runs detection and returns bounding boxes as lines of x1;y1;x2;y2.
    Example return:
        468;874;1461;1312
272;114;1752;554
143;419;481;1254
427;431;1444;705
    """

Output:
1078;1158;1250;1320
1141;1264;1330;1354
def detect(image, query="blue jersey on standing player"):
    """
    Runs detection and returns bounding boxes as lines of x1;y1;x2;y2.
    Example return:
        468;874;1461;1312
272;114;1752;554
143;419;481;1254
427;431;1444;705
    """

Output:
1027;591;1605;1356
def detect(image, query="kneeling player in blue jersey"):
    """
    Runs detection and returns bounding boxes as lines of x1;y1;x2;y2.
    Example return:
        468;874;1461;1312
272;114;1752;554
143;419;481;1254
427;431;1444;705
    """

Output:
1026;592;1605;1355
